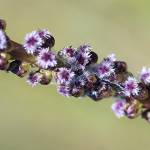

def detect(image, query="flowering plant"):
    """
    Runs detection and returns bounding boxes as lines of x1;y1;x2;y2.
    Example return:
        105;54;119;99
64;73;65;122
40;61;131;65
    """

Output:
1;18;150;123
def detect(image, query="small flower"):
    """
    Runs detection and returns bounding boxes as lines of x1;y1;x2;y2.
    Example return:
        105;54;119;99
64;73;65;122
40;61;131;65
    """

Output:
57;85;71;97
75;51;91;69
37;48;57;69
60;46;76;58
0;30;7;50
123;77;139;97
111;99;126;118
27;72;42;87
140;67;150;85
105;53;116;63
97;61;114;78
77;44;92;53
23;31;43;54
37;29;51;39
55;67;75;84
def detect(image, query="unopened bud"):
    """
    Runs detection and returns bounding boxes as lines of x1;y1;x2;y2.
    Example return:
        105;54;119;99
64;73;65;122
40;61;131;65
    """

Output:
0;19;6;30
39;69;52;85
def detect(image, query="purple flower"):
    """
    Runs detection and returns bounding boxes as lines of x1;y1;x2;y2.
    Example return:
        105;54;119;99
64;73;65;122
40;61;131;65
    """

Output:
75;51;91;69
105;54;116;63
27;72;42;87
37;29;51;39
0;30;7;50
37;48;57;69
140;67;150;85
111;99;126;118
77;44;92;53
57;85;71;97
60;46;76;58
123;77;139;97
55;67;75;84
97;61;114;78
23;31;43;54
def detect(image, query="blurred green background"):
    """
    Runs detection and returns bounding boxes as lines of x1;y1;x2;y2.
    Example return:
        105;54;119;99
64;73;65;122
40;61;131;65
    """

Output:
0;0;150;149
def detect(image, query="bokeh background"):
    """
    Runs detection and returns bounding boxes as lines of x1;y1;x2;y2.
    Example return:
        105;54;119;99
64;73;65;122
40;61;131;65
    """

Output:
0;0;150;149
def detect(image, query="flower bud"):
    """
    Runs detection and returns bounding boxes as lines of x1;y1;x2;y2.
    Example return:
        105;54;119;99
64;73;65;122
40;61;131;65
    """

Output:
142;109;150;123
87;84;113;101
0;19;6;30
114;61;127;73
39;69;52;85
42;35;55;48
134;83;149;101
124;100;142;119
7;60;22;74
86;51;98;65
16;62;30;77
0;52;10;70
71;86;85;97
85;74;99;90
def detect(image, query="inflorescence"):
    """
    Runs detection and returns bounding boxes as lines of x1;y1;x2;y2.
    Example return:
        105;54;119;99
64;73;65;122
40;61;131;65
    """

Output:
1;18;150;123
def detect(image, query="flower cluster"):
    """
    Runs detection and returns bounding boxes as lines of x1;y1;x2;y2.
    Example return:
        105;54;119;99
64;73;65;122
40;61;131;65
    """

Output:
1;18;150;124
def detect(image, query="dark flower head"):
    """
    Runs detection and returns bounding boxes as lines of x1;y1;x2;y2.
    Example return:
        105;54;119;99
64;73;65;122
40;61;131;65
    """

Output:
0;19;6;30
142;109;150;123
71;85;85;97
124;100;142;119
